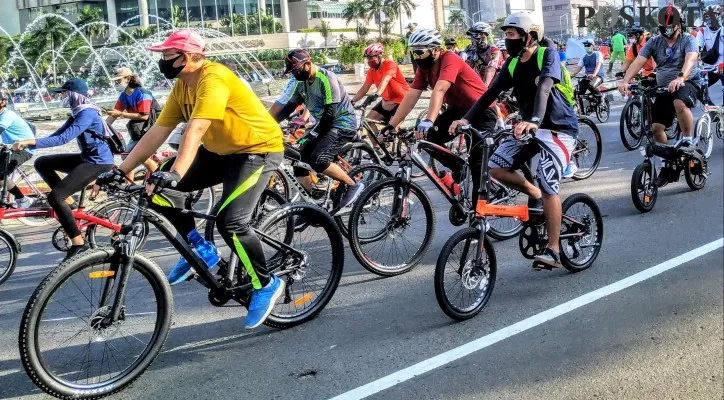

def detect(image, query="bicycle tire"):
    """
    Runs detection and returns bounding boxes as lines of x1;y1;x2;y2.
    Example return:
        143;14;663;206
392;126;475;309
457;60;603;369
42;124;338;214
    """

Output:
619;100;644;150
331;164;393;237
684;150;707;191
694;113;713;159
486;175;527;241
0;229;18;285
189;187;216;229
596;97;610;123
631;161;657;213
434;227;497;321
666;118;680;140
338;141;382;167
559;193;603;272
260;203;344;329
348;177;435;277
572;117;602;180
19;249;172;399
86;200;149;251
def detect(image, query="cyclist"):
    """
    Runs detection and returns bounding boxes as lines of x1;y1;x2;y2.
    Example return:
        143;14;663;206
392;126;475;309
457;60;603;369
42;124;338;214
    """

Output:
697;6;723;93
619;4;701;183
619;25;656;79
97;30;285;329
0;92;36;208
609;30;627;75
106;67;162;178
271;49;364;208
463;22;501;85
351;43;410;131
268;76;313;128
444;38;467;60
570;39;605;102
383;28;498;203
12;78;114;260
451;11;579;270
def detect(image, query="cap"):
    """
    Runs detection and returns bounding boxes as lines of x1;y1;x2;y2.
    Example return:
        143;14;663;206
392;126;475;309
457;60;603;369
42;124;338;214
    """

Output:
445;38;457;45
113;67;133;81
284;49;311;74
147;29;205;54
51;78;89;96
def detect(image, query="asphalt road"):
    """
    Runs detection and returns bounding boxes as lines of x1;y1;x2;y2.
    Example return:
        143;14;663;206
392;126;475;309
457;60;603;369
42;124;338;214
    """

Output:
0;87;722;400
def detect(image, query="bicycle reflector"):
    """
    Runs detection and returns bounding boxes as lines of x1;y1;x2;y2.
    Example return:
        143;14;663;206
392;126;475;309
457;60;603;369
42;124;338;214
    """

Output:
89;270;116;279
294;293;313;306
475;200;530;221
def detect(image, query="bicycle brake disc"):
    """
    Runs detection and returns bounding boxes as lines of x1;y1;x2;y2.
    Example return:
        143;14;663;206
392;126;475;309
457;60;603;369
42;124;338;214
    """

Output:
518;225;545;260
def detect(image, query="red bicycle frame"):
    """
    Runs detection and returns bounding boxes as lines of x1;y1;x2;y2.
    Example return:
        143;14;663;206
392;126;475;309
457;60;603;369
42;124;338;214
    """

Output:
0;207;122;232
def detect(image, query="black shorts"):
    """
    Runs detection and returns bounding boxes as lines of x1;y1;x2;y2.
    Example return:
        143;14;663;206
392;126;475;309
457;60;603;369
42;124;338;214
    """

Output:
651;81;701;127
0;150;32;178
294;128;353;176
371;101;399;123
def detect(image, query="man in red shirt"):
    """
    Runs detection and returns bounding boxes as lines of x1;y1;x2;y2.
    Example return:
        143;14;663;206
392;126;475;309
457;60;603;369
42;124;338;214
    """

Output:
351;43;409;130
383;28;497;202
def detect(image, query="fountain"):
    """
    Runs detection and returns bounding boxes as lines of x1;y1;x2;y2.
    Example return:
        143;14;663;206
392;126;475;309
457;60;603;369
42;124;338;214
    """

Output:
0;13;277;120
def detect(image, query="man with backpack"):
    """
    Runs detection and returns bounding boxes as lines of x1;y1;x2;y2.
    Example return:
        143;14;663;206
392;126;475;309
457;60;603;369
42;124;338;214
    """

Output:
451;11;579;270
697;6;723;95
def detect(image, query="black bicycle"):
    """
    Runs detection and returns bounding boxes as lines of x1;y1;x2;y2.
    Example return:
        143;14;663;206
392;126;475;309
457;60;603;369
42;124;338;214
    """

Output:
435;126;604;321
619;73;680;150
630;86;709;213
19;182;344;399
573;77;613;123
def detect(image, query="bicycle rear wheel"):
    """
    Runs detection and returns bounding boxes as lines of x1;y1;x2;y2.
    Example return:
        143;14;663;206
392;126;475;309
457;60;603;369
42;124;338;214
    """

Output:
486;176;526;241
331;164;393;237
19;249;172;399
188;187;216;229
694;113;714;158
338;142;381;167
434;227;497;321
260;203;344;328
0;229;18;285
596;97;611;123
87;200;149;250
619;100;644;151
572;118;602;180
559;193;603;272
348;177;435;276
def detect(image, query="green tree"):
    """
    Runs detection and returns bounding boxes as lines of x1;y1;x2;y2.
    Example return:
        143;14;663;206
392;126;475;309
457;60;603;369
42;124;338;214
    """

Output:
170;5;186;28
343;0;369;40
448;9;466;34
29;16;72;82
385;0;416;36
260;14;282;34
132;25;158;40
76;6;107;42
316;19;332;48
587;6;626;38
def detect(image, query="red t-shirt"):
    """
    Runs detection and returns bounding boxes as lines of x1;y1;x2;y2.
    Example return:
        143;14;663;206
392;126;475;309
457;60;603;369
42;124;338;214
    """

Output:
364;59;409;103
411;51;487;111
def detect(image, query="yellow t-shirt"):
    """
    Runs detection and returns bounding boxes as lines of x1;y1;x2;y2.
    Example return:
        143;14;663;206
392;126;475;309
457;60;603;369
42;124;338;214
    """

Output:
156;61;283;155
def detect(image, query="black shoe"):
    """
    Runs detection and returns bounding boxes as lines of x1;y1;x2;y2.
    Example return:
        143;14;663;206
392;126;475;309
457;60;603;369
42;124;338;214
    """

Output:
533;247;562;270
63;243;90;262
527;197;544;221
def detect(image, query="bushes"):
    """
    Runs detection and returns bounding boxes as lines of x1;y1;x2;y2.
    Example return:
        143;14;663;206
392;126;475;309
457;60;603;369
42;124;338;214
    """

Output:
337;37;406;66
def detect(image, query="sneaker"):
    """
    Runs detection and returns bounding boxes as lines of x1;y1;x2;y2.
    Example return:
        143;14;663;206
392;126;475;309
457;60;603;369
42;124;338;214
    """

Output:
63;243;90;262
15;196;34;208
339;182;365;210
245;275;286;329
674;138;692;148
533;247;562;270
562;162;578;179
167;257;194;285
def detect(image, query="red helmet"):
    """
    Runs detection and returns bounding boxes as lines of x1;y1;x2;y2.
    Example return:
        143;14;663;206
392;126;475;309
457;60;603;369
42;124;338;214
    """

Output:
364;43;384;57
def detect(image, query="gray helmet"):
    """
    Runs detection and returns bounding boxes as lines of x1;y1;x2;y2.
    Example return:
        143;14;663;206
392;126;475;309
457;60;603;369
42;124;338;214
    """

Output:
467;22;493;36
501;11;543;40
407;28;443;48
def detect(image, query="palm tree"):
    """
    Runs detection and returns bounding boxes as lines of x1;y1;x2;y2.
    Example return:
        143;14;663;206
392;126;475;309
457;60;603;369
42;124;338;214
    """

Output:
448;9;466;34
76;6;107;42
316;19;332;48
385;0;416;36
132;25;158;40
221;13;247;36
343;0;368;40
30;16;72;83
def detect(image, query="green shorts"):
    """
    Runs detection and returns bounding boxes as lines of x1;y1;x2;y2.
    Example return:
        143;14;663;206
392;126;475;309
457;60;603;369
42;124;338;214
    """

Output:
610;50;626;63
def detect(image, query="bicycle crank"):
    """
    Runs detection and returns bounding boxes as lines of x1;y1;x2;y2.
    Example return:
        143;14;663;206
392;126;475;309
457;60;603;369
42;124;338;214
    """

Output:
518;225;546;259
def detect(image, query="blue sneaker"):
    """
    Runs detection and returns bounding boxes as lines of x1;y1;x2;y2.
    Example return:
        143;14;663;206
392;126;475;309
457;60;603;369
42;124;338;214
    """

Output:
167;257;193;285
245;275;285;329
562;162;578;179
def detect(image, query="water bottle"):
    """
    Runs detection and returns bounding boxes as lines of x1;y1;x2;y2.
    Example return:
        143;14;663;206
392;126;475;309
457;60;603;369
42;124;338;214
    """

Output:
187;229;220;268
439;171;461;196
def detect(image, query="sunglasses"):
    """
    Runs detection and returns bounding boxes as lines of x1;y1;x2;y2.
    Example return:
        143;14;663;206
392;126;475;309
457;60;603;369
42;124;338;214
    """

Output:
411;49;432;59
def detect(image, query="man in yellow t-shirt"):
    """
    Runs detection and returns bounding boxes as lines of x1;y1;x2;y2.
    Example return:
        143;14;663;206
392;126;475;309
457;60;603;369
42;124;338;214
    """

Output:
104;30;284;330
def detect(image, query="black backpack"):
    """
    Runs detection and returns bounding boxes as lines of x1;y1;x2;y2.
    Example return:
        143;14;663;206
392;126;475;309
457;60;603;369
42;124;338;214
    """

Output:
101;123;127;154
701;30;721;65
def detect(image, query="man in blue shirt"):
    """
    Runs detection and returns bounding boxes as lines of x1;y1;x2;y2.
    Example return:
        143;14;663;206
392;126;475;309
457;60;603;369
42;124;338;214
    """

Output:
570;39;605;100
0;92;35;208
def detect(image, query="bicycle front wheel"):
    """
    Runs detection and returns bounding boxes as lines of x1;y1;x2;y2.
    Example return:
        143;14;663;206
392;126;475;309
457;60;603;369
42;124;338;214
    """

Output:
572;118;602;180
19;249;172;399
260;203;344;329
331;164;393;237
434;227;497;321
348;177;435;276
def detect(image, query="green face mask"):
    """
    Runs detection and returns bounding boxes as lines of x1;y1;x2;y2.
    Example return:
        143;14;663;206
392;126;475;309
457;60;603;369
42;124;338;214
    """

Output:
585;47;593;54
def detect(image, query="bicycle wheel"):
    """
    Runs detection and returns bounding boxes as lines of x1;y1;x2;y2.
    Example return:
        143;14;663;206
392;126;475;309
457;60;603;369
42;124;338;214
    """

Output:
619;100;644;150
572;118;602;180
486;176;526;241
666;117;680;140
204;189;286;260
87;200;149;251
684;150;707;191
596;96;611;123
559;193;603;272
348;177;435;276
268;169;292;201
434;227;497;321
12;166;57;227
331;164;393;237
631;161;657;213
0;229;18;285
260;203;344;329
694;113;714;159
19;249;172;399
188;186;216;228
338;142;381;167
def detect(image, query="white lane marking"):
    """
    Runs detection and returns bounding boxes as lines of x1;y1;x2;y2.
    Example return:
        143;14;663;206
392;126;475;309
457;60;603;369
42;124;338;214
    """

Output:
163;332;253;353
329;238;724;400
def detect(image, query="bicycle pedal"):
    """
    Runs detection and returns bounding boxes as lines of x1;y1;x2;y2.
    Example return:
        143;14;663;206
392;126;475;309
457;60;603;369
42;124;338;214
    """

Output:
532;261;553;271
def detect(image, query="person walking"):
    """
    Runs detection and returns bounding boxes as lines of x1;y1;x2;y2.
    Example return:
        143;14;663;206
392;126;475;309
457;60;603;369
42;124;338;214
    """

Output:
609;31;627;75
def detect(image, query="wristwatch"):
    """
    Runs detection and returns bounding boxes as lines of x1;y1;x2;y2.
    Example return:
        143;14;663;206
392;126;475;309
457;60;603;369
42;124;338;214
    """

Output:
530;117;541;126
677;72;685;78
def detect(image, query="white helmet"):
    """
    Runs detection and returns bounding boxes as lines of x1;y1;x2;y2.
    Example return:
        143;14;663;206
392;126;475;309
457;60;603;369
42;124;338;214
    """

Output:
501;11;544;40
407;28;443;48
467;22;493;36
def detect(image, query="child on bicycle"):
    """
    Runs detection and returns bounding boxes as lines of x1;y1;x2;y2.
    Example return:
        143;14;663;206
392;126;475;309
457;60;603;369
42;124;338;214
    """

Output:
0;92;36;208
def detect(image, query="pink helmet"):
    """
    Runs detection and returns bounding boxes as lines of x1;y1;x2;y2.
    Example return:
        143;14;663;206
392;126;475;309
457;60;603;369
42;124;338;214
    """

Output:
364;43;384;57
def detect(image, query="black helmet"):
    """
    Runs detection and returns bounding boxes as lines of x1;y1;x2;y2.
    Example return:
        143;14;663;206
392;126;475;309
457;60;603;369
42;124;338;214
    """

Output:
627;24;645;36
657;4;681;38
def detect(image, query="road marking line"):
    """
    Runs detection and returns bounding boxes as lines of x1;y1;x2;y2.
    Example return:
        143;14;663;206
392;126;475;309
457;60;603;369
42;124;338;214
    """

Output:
328;238;724;400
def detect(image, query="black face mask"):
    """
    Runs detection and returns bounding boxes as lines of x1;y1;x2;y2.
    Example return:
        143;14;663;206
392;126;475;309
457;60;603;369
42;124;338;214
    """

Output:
416;54;435;70
505;38;526;58
659;25;677;39
292;67;311;81
158;54;185;79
